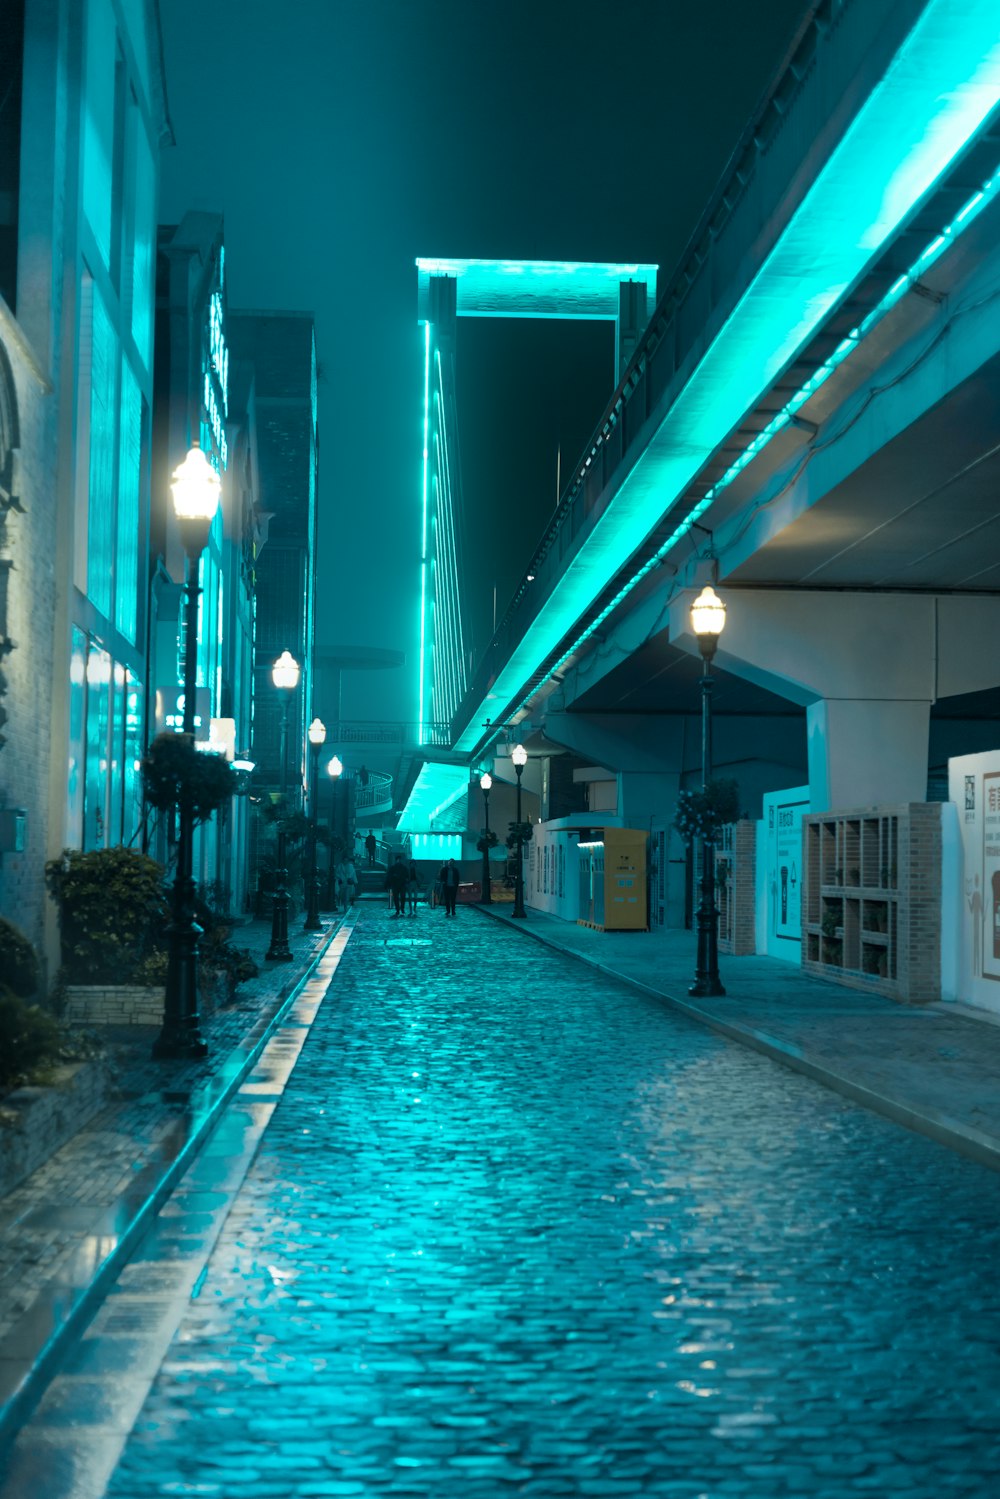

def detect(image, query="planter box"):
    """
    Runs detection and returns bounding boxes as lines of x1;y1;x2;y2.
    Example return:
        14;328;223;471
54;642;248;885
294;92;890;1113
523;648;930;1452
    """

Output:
63;972;230;1027
0;1058;111;1198
64;984;165;1025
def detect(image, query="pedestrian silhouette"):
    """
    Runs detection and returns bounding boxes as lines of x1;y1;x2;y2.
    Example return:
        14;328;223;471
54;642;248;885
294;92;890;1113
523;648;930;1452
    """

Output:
438;857;461;917
385;853;408;917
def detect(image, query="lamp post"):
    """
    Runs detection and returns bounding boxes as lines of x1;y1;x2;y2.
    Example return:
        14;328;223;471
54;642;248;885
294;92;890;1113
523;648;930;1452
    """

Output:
512;744;527;919
266;649;300;962
689;584;727;998
479;772;493;905
154;444;220;1060
326;755;343;909
303;718;326;930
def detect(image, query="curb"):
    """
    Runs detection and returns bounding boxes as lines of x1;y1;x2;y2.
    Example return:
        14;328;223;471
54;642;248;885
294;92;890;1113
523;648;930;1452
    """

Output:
0;913;354;1449
478;906;1000;1174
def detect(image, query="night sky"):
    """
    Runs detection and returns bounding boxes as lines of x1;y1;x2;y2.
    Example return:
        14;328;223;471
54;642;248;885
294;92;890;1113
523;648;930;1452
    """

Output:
158;0;808;722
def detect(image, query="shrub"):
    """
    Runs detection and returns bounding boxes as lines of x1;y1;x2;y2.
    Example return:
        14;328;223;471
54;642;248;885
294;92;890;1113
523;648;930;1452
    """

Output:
45;846;168;984
130;950;169;987
0;917;39;998
0;989;63;1088
199;922;259;998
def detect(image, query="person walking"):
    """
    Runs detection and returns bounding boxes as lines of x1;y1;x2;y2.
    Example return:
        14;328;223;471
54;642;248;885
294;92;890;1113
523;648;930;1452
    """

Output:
384;853;409;918
406;859;421;916
438;857;461;917
336;855;358;907
364;830;377;866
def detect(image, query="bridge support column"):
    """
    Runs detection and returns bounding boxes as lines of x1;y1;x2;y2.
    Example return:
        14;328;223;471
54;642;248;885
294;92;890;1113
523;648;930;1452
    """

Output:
806;698;929;811
669;590;1000;814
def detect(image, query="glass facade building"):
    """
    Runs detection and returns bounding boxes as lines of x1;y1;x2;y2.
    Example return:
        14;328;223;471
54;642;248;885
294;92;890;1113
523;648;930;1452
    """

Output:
0;0;168;971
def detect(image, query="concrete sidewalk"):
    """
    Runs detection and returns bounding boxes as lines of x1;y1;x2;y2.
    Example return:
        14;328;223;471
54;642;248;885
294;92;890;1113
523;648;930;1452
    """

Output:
0;913;346;1445
480;904;1000;1171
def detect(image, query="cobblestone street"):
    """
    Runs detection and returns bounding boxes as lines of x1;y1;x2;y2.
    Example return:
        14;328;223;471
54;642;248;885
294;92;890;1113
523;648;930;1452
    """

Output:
48;905;1000;1495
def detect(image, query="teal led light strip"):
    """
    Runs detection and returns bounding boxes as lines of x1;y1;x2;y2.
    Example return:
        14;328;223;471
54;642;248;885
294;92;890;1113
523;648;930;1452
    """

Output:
415;257;658;321
454;0;1000;753
531;160;1000;696
433;349;467;721
418;321;431;743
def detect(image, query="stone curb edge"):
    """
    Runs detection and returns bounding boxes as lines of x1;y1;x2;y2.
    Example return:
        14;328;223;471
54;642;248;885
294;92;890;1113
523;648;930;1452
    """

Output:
478;907;1000;1175
0;914;355;1449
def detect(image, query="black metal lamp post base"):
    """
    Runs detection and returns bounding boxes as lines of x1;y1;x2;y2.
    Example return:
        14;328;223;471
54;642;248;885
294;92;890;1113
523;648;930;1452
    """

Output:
266;827;294;960
690;831;725;998
303;873;324;931
689;975;727;999
152;1025;209;1060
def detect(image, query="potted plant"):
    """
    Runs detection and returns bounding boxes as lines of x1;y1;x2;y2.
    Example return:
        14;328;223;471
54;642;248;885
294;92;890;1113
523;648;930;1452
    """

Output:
820;906;842;965
141;732;236;825
672;778;740;845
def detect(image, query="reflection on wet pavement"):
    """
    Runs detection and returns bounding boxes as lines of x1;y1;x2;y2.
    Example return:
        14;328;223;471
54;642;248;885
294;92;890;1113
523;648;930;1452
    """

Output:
56;907;1000;1492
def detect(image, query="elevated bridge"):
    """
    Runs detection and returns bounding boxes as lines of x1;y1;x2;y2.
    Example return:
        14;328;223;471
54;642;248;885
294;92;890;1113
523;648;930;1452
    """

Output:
409;0;1000;831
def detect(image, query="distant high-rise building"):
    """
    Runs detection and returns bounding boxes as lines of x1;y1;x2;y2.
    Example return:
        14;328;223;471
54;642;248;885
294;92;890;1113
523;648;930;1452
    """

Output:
227;311;319;806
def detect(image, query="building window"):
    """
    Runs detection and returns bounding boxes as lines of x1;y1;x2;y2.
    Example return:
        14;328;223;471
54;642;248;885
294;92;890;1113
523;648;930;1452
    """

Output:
87;281;116;619
84;643;111;850
82;0;116;269
115;355;141;642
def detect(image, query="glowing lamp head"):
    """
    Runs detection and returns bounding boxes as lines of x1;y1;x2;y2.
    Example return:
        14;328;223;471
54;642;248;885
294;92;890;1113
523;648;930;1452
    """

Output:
691;586;726;659
512;744;528;769
170;443;221;524
308;717;327;746
272;650;300;691
480;773;492;792
327;754;343;779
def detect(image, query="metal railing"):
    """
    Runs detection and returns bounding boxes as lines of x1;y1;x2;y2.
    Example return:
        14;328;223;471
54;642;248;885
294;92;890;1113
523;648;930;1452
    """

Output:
331;720;452;747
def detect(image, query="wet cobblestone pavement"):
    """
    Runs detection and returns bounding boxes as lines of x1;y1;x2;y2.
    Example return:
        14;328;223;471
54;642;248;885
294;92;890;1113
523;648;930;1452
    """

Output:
103;904;1000;1497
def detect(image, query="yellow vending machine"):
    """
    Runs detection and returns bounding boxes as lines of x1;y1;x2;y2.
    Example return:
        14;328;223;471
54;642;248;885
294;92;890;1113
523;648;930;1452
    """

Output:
578;828;647;930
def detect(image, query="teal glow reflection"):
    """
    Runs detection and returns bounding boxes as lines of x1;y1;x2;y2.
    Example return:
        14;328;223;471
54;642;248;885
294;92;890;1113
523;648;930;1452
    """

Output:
419;321;431;742
397;762;470;832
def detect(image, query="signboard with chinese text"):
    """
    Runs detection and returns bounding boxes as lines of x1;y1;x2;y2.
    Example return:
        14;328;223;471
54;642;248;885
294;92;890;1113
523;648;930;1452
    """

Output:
154;686;212;742
948;749;1000;1016
759;786;809;961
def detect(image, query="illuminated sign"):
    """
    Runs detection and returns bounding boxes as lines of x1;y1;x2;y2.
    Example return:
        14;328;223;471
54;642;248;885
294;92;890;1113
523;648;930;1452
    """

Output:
154;686;212;740
202;272;229;470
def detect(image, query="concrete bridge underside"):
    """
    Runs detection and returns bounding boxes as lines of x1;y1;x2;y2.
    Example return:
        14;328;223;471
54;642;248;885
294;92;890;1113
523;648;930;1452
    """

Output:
433;0;1000;853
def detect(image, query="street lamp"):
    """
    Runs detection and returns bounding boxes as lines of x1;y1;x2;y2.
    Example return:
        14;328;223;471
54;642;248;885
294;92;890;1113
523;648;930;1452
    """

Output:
303;718;326;931
326;754;343;909
479;772;493;905
689;584;727;998
265;649;300;961
512;744;528;919
154;444;220;1060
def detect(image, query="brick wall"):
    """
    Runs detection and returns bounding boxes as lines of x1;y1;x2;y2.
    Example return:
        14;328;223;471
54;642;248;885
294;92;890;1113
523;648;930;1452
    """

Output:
63;972;229;1026
801;803;941;1003
716;821;756;955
